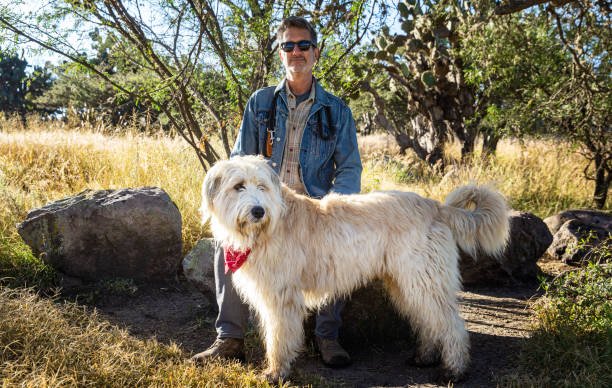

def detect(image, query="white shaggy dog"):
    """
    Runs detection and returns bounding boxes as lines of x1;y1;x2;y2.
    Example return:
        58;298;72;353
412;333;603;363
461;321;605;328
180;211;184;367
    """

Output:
201;155;509;382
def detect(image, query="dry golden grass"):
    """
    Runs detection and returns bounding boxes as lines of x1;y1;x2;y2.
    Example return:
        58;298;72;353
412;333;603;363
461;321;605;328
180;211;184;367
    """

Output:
358;134;604;216
0;286;276;387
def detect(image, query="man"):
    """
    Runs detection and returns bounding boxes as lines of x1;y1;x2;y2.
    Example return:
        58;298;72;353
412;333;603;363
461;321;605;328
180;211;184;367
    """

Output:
193;16;362;368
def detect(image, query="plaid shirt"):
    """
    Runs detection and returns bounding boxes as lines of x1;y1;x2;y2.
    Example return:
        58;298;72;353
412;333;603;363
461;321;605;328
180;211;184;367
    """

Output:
279;81;316;194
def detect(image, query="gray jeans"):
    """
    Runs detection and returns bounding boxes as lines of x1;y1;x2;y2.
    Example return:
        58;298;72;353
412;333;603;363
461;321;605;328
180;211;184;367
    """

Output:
214;244;344;339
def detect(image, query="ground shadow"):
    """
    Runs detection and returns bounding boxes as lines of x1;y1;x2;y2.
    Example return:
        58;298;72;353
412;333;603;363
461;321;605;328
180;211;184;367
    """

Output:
291;331;525;387
87;280;536;388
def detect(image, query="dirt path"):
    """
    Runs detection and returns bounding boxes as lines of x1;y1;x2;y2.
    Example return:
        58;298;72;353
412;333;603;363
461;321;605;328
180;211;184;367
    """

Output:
92;280;540;387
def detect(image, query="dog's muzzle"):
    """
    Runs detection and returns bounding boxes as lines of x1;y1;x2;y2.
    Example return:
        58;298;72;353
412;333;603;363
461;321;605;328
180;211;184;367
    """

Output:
250;206;265;221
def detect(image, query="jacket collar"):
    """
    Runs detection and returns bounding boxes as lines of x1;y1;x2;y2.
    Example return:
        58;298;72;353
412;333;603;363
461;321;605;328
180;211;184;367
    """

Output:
274;77;331;107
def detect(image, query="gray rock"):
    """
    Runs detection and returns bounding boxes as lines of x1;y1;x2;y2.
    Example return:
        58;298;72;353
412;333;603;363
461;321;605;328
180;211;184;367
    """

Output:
460;211;551;285
17;187;182;281
182;238;216;294
545;210;611;265
544;209;612;235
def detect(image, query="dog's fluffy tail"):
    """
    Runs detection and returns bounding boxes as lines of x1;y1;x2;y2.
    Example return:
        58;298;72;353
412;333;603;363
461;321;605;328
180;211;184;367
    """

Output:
441;185;510;259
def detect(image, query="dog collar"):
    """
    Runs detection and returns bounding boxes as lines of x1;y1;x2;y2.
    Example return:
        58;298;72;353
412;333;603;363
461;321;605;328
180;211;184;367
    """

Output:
224;246;251;274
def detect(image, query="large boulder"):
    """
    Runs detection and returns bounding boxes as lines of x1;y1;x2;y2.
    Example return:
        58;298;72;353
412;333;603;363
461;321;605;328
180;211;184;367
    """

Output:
17;187;182;281
544;209;612;234
460;211;551;285
544;210;611;265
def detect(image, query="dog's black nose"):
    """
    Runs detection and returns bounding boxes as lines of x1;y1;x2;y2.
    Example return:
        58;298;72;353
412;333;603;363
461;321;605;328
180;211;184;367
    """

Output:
251;206;265;219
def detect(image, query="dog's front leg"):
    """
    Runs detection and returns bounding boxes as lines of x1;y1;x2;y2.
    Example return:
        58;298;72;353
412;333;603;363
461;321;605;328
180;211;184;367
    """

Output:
260;292;306;382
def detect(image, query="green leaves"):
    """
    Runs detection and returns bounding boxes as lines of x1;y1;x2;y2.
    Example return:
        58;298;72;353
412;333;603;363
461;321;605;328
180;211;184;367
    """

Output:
401;20;414;33
406;38;425;53
400;62;411;78
375;35;387;50
0;50;54;115
398;2;410;18
537;262;611;335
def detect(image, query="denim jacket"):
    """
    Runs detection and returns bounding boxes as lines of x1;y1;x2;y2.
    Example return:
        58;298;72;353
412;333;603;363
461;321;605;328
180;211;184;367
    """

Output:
231;79;362;198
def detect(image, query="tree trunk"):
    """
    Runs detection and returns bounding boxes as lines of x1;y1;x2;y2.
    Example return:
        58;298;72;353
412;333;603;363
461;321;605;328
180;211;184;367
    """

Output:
395;133;413;155
426;143;445;171
410;116;445;171
592;153;610;209
18;108;26;128
460;123;478;161
481;127;501;158
361;113;374;135
363;81;444;170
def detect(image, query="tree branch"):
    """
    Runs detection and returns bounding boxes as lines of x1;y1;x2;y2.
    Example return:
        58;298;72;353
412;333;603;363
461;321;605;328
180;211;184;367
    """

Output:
494;0;573;15
0;15;135;98
320;0;375;80
188;0;247;113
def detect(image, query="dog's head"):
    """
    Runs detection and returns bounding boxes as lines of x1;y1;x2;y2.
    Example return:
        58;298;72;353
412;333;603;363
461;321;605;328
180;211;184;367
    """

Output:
200;155;284;246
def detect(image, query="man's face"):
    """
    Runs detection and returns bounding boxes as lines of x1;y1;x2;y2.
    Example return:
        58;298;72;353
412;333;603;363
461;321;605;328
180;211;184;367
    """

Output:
279;27;319;77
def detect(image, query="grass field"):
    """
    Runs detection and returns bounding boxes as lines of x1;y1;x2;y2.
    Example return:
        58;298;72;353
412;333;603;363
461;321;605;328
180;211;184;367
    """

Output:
1;116;603;253
0;116;609;386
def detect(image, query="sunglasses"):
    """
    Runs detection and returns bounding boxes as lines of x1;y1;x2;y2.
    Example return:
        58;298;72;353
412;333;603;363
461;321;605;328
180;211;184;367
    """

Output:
280;40;316;52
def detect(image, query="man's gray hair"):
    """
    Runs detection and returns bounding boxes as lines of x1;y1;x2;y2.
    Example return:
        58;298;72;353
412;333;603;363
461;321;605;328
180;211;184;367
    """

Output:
276;16;317;46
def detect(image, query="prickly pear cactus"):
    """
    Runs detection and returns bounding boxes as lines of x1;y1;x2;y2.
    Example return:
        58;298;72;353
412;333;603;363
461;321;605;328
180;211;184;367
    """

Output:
366;0;477;167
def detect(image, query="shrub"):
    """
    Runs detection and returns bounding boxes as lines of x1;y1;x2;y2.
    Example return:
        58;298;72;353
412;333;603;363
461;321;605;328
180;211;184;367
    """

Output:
0;235;56;290
502;262;611;387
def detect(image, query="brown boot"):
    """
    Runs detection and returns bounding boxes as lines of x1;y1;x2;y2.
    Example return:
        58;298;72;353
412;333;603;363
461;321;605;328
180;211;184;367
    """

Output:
316;336;351;368
191;337;245;363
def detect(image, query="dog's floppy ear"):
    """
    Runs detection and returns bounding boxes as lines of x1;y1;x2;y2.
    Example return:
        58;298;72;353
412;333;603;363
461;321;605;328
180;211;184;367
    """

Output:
200;163;223;224
269;165;281;189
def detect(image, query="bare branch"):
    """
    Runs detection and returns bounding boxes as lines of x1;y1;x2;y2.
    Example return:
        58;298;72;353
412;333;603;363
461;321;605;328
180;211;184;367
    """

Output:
548;5;607;93
320;0;375;80
187;0;246;113
494;0;573;15
0;15;134;98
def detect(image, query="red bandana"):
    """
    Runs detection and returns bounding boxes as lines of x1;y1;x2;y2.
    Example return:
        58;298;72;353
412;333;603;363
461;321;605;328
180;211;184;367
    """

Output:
224;247;251;274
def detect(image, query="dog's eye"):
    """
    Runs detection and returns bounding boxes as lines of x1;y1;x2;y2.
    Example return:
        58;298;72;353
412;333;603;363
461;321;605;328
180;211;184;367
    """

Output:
234;183;245;191
257;184;267;191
